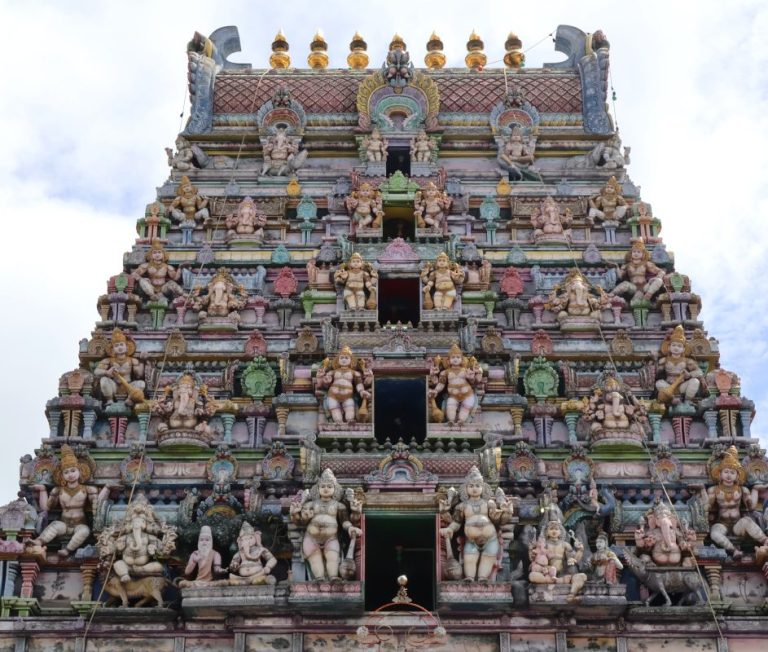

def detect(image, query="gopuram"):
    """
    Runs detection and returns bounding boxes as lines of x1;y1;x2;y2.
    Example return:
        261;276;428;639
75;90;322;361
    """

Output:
2;23;767;652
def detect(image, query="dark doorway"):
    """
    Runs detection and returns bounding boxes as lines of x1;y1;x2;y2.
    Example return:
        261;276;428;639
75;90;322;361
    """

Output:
364;514;435;610
379;277;420;326
374;377;427;444
382;204;415;240
386;146;411;176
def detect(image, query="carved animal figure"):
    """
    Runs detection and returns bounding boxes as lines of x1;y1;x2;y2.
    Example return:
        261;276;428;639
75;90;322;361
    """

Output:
103;575;168;608
622;549;703;606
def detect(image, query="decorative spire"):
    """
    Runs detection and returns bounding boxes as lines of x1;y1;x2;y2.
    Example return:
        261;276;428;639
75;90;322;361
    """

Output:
424;31;446;69
390;33;406;51
269;29;290;70
465;29;487;70
307;29;329;70
503;32;525;69
347;31;369;70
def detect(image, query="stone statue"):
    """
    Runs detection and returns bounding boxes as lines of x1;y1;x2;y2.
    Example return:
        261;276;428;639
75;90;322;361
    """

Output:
228;522;277;585
702;446;768;559
655;326;703;406
497;125;540;181
609;239;665;303
566;133;630;170
316;346;372;424
588;176;628;224
410;129;437;163
414;182;452;231
260;127;308;176
634;500;696;566
361;128;388;162
546;269;608;329
334;253;378;311
383;38;413;87
289;468;363;580
170;175;209;229
530;196;572;243
179;525;225;587
94;328;146;406
28;445;111;557
225;196;267;240
590;533;623;584
421;252;465;310
193;268;248;321
428;343;483;424
344;183;384;229
583;371;648;444
132;240;185;302
439;466;513;581
528;518;587;600
165;135;207;171
152;371;220;442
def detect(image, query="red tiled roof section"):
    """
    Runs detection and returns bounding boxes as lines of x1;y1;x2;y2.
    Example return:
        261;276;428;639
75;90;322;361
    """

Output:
213;71;582;115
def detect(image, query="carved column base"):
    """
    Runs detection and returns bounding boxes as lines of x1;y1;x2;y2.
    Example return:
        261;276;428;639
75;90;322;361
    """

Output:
79;558;100;601
18;558;40;599
703;565;723;602
509;407;524;438
275;406;290;438
671;416;692;446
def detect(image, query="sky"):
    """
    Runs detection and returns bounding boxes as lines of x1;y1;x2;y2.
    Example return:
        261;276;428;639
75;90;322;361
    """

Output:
0;0;766;501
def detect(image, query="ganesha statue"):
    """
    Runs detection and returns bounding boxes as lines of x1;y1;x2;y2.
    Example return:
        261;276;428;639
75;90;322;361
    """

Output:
192;267;249;330
583;371;648;447
546;269;609;331
225;196;267;242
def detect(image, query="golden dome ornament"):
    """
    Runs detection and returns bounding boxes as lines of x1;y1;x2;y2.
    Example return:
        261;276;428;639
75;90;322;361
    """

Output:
504;32;525;68
307;29;329;70
286;177;302;197
347;31;369;70
465;29;487;70
424;31;446;69
269;29;290;70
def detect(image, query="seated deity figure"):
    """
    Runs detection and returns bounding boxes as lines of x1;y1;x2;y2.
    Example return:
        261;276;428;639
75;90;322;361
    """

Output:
584;372;648;442
528;517;587;600
179;525;225;587
530;196;572;243
28;445;110;557
414;182;452;231
152;371;219;439
546;269;608;329
170;175;209;228
165;135;199;172
702;446;768;560
634;500;696;566
655;325;703;406
228;522;278;585
588;176;628;224
410;129;436;163
334;253;378;311
93;328;145;406
362;128;388;162
193;268;248;320
590;533;623;584
260;126;308;176
225;196;267;240
290;468;363;580
132;240;185;303
429;343;483;424
316;346;372;424
439;467;514;581
344;183;384;229
421;252;465;310
609;239;665;303
497;125;540;181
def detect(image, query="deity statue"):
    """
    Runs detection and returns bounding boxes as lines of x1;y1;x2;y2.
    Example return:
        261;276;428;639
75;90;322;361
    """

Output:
428;343;483;424
132;240;185;303
655;326;704;406
165;135;206;171
546;269;608;329
178;525;224;587
152;371;221;441
497;125;540;181
590;533;623;584
382;37;413;87
530;196;572;243
609;239;665;303
414;182;452;231
334;253;378;311
169;175;209;229
528;518;587;600
588;176;628;224
290;468;363;580
600;133;630;169
28;445;111;557
260;126;308;176
410;129;437;163
421;252;465;310
315;346;372;424
344;183;384;228
583;372;648;444
702;446;768;559
634;500;696;566
93;328;146;406
361;128;389;163
439;467;514;581
192;267;248;320
225;196;267;240
228;522;278;585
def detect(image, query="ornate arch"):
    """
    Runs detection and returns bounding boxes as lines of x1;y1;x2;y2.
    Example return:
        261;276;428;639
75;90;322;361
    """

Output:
356;71;439;131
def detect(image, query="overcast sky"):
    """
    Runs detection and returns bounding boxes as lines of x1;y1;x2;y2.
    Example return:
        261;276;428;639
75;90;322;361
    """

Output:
0;0;766;500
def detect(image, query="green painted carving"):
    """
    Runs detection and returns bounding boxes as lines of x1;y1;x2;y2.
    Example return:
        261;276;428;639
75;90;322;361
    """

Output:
379;171;420;202
479;195;501;225
297;195;317;226
271;244;291;264
241;356;277;400
523;356;559;400
506;245;528;264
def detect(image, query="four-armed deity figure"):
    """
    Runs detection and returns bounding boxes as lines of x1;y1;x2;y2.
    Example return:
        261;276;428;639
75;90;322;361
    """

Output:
421;252;465;310
316;346;372;424
334;253;378;311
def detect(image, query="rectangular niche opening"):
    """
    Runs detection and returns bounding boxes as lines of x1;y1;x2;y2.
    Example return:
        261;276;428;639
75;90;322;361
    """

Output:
382;204;415;240
373;377;427;444
364;513;435;611
379;277;420;326
386;145;411;177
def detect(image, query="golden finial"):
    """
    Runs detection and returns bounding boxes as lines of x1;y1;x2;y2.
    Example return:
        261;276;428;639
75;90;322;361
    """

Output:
270;29;291;70
347;31;369;70
307;29;329;69
286;177;302;197
504;32;525;69
424;31;446;70
389;33;406;50
465;29;487;70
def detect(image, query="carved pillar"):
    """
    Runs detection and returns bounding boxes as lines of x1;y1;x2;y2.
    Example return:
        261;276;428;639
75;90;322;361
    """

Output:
533;416;554;447
81;409;96;439
562;411;580;445
703;565;723;602
275;406;290;438
220;412;236;443
509;407;524;438
46;407;61;438
18;558;39;599
671;417;692;446
646;412;662;443
109;416;128;445
136;410;151;443
62;410;82;439
740;409;753;438
2;561;18;597
126;302;138;323
79;558;100;601
703;410;718;438
718;410;737;438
